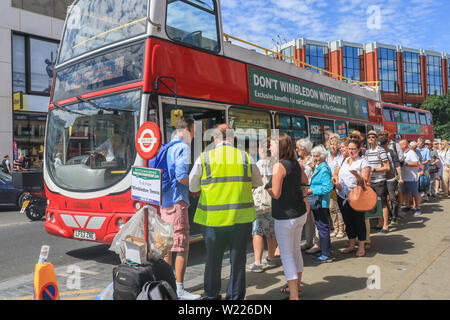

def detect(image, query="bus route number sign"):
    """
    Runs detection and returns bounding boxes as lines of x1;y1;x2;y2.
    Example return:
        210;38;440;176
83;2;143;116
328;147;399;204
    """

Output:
136;122;161;160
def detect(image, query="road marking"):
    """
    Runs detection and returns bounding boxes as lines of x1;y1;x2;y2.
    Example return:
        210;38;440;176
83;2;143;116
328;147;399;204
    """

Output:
3;288;104;300
380;236;450;300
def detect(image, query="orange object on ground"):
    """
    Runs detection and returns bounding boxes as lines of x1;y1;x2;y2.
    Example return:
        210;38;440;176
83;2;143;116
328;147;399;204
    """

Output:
33;262;60;300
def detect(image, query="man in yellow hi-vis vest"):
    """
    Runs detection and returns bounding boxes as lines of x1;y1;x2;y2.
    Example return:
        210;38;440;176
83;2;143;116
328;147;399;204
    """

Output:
189;124;262;300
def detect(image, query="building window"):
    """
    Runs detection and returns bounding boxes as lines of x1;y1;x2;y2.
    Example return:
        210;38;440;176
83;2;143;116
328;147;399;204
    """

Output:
306;44;328;73
426;55;443;95
378;48;398;92
12;33;59;165
281;46;294;63
12;33;59;96
343;46;364;82
403;51;422;95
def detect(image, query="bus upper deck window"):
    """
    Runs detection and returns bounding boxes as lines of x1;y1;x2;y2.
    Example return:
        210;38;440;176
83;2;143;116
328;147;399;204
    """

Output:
166;0;220;52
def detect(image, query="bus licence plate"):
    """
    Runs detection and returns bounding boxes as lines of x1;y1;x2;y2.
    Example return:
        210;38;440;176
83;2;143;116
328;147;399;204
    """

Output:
74;230;96;241
20;201;30;214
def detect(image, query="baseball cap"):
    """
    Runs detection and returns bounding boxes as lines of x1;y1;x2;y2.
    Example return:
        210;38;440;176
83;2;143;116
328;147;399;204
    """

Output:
425;139;432;145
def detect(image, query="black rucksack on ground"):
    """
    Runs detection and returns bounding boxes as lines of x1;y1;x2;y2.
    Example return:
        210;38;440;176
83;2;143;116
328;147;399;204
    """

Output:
113;259;176;300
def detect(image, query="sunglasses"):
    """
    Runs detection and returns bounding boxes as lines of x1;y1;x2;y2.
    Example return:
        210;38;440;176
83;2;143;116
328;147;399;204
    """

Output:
368;136;377;139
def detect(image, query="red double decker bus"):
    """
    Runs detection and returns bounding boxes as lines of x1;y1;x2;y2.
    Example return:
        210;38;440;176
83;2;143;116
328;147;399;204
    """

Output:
381;102;434;141
44;0;382;244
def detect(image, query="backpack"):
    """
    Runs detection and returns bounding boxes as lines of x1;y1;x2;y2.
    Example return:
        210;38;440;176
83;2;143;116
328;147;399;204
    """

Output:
386;150;397;180
147;140;182;193
136;281;177;300
113;259;176;300
418;175;430;193
2;160;7;173
113;263;156;300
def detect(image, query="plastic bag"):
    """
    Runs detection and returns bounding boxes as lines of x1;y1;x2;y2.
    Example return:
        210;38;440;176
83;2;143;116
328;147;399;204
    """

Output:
109;205;174;263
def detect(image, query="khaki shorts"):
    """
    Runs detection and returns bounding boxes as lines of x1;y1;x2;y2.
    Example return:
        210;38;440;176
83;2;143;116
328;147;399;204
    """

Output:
160;201;190;253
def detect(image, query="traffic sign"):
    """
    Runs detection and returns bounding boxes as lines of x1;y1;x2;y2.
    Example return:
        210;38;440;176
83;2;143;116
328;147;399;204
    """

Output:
135;122;162;160
38;282;59;300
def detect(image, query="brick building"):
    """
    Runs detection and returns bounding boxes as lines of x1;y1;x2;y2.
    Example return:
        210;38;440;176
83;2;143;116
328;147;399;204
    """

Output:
277;38;449;107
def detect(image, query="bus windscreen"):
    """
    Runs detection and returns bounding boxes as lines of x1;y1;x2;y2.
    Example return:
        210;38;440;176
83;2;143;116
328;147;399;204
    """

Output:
58;0;147;63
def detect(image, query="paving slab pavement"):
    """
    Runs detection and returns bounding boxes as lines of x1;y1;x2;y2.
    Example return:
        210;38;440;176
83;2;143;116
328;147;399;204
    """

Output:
192;197;450;300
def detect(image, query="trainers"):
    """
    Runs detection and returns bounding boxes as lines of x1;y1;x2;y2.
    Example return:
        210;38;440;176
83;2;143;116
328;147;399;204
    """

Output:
378;228;389;234
414;210;422;216
305;245;321;254
390;219;398;225
330;231;338;238
312;255;334;264
177;289;201;300
262;257;278;268
246;263;264;273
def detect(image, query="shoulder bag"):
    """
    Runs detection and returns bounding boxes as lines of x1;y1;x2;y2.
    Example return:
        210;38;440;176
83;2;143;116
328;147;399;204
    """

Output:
348;184;377;212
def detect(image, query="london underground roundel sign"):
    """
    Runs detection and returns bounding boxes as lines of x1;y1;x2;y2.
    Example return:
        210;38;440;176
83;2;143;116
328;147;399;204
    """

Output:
136;122;161;160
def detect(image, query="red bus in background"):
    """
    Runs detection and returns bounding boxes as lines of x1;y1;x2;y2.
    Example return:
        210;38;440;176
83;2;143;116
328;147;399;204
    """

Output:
381;102;434;141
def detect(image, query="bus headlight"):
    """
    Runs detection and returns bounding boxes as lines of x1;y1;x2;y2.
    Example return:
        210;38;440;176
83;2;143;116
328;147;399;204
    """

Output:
134;202;141;210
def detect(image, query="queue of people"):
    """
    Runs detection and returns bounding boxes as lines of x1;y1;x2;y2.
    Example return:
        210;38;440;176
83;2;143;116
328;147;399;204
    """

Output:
156;119;450;301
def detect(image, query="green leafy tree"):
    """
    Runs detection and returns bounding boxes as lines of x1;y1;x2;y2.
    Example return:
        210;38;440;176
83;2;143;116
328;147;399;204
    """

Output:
420;94;450;140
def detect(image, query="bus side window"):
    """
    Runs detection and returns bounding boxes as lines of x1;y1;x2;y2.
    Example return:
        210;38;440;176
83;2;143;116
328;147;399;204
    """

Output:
419;113;427;125
426;113;433;125
408;111;417;124
383;107;392;121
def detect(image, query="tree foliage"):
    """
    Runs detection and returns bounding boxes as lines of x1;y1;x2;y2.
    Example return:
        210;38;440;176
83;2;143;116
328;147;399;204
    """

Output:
420;94;450;140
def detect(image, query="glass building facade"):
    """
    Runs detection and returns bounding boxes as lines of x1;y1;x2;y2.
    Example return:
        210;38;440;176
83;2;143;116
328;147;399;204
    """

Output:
281;46;294;63
343;46;363;81
403;51;422;94
426;55;443;95
378;48;398;92
305;44;328;73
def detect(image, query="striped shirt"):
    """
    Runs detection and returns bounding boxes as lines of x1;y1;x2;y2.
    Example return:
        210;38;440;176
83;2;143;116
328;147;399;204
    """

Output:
366;146;388;183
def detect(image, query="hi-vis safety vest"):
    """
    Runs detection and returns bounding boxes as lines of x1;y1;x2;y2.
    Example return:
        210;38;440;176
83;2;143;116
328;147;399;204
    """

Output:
193;145;256;227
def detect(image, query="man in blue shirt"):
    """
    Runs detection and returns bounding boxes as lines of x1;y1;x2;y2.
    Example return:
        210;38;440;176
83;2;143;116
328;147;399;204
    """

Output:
160;117;200;300
417;137;431;201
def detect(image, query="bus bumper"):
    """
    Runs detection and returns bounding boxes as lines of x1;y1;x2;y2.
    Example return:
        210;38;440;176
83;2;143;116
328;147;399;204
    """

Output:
44;209;135;245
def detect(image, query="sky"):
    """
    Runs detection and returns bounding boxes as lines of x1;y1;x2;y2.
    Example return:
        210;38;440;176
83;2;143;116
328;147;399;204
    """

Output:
220;0;450;54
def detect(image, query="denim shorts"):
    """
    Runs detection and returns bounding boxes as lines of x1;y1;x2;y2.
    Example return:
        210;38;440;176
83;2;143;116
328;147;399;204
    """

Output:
252;212;275;237
401;181;419;195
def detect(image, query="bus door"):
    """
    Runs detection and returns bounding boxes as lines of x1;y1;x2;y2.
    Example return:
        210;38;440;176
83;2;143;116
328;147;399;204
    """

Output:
308;118;335;146
160;98;226;239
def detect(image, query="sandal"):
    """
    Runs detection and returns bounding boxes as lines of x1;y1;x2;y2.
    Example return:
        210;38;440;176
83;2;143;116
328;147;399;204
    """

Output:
340;246;356;254
356;250;366;257
280;283;302;296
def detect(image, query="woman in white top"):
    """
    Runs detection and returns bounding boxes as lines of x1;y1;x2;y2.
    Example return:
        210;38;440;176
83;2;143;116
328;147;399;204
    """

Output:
296;138;320;253
335;140;371;258
247;141;278;273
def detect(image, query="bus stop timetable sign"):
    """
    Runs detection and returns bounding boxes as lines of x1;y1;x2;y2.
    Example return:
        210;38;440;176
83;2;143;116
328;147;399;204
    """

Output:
136;122;161;160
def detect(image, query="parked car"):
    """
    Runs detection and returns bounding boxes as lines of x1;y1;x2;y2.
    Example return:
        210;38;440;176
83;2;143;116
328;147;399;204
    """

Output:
0;172;25;208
